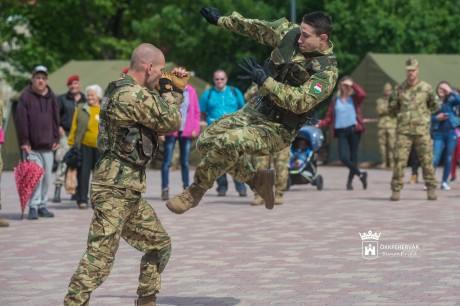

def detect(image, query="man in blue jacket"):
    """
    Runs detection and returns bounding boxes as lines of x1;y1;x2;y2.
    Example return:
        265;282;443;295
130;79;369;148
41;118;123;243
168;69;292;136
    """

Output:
200;69;247;197
15;65;60;220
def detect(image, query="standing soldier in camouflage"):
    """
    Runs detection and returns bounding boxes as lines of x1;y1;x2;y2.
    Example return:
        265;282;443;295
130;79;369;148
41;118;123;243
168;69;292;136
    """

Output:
389;57;439;201
245;83;290;206
376;82;397;169
166;7;338;214
64;43;189;306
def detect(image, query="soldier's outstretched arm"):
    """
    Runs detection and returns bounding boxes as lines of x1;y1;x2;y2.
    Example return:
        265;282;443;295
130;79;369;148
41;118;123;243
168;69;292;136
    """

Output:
260;65;338;114
200;7;296;48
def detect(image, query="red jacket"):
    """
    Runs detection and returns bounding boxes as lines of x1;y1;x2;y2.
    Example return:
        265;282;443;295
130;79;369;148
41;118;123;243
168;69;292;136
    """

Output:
318;83;367;138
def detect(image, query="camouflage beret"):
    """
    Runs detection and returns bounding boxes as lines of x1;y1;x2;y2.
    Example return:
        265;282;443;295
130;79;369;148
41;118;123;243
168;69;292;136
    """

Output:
405;57;418;70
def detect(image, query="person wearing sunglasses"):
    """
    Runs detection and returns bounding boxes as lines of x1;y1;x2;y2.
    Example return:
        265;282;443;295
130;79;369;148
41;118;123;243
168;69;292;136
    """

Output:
199;69;247;197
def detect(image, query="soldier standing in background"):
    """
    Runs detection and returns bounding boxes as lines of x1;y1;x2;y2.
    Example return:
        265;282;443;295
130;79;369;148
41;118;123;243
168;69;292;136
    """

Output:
166;7;338;214
376;82;396;169
64;43;189;306
389;57;440;201
245;83;290;206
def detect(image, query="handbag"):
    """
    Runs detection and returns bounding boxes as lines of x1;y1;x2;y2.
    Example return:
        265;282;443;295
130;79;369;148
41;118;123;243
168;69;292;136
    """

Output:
65;167;78;195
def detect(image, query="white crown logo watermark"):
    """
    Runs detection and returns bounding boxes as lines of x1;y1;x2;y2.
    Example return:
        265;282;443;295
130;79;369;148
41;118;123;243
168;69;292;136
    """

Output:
359;230;381;241
359;230;381;260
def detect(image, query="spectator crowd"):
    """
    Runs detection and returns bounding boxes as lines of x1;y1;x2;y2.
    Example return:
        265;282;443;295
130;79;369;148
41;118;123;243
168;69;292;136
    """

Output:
1;55;459;226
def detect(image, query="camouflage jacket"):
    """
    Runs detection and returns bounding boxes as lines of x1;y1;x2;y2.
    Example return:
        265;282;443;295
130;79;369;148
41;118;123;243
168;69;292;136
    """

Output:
92;74;183;192
388;80;439;135
376;97;397;129
219;12;338;115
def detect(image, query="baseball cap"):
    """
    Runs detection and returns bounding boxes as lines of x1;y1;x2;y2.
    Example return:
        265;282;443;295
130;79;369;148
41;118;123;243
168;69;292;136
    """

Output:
383;82;392;91
405;57;418;70
32;65;48;76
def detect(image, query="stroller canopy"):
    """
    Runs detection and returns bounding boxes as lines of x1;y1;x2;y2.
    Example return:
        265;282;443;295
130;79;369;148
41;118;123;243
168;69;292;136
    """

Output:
295;125;324;152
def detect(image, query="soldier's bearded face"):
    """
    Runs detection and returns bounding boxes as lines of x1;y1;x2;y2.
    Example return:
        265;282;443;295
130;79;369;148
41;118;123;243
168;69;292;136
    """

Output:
298;23;322;52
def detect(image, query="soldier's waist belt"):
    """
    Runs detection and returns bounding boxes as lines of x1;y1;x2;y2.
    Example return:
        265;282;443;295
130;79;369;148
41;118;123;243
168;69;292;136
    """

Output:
102;151;146;171
251;96;309;132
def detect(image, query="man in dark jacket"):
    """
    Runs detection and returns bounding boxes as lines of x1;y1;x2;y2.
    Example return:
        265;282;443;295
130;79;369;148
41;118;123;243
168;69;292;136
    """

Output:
15;65;60;220
52;74;86;202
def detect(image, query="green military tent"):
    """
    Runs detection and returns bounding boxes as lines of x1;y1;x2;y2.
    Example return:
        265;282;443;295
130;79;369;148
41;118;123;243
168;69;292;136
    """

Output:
47;60;210;97
2;60;210;170
326;52;460;165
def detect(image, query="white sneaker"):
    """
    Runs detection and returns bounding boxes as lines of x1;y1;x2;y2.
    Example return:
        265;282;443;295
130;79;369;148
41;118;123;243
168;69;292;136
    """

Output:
423;186;427;191
441;182;451;190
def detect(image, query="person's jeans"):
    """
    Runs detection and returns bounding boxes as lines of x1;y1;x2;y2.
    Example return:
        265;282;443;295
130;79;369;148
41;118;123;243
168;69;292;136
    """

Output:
161;135;191;189
432;131;458;182
335;127;362;182
216;174;247;194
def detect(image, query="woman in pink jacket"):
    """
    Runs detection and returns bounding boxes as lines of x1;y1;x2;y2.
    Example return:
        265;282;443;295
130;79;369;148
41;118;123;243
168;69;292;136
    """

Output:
318;76;368;190
161;84;201;200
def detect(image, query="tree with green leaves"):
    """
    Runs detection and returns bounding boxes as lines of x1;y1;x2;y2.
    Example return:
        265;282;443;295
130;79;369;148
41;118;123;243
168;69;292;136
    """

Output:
1;0;458;92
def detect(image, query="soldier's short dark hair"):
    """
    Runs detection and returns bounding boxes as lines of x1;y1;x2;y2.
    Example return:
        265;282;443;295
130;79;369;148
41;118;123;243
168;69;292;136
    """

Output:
302;12;332;38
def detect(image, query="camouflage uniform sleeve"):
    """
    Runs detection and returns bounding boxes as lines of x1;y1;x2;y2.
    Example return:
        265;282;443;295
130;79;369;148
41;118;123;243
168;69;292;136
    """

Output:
376;98;388;116
426;85;440;114
244;83;259;102
388;90;400;118
218;12;297;48
261;65;338;114
117;86;183;134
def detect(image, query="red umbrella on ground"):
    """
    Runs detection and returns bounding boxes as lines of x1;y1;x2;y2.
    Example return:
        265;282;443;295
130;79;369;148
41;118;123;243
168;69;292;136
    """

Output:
14;153;45;219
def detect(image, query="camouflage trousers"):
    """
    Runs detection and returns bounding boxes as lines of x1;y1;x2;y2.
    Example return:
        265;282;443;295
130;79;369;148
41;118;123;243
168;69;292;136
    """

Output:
194;109;293;190
391;133;436;191
64;184;171;306
378;128;396;168
252;147;290;197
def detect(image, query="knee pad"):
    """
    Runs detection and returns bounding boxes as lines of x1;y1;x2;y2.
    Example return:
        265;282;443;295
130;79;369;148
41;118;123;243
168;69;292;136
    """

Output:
156;245;171;273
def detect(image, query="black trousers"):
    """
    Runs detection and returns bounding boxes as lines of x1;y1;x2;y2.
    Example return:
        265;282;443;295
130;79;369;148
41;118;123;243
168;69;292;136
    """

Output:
76;144;101;204
335;126;362;182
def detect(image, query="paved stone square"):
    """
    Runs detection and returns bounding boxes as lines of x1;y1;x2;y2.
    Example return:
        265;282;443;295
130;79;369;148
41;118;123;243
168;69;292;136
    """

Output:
1;166;459;305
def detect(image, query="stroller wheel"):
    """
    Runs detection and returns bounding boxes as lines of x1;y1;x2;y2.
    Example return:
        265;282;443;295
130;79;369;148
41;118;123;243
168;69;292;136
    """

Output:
315;175;324;190
286;175;292;191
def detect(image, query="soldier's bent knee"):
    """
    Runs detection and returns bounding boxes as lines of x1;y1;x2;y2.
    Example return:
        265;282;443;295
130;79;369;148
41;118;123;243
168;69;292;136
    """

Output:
157;245;172;273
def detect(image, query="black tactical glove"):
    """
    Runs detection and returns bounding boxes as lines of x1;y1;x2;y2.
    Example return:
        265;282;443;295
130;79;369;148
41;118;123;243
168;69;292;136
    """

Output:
158;78;173;95
238;57;269;86
200;7;221;25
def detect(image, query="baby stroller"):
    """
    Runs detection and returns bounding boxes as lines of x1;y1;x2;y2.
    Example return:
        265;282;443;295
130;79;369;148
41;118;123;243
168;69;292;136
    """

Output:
286;125;324;190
